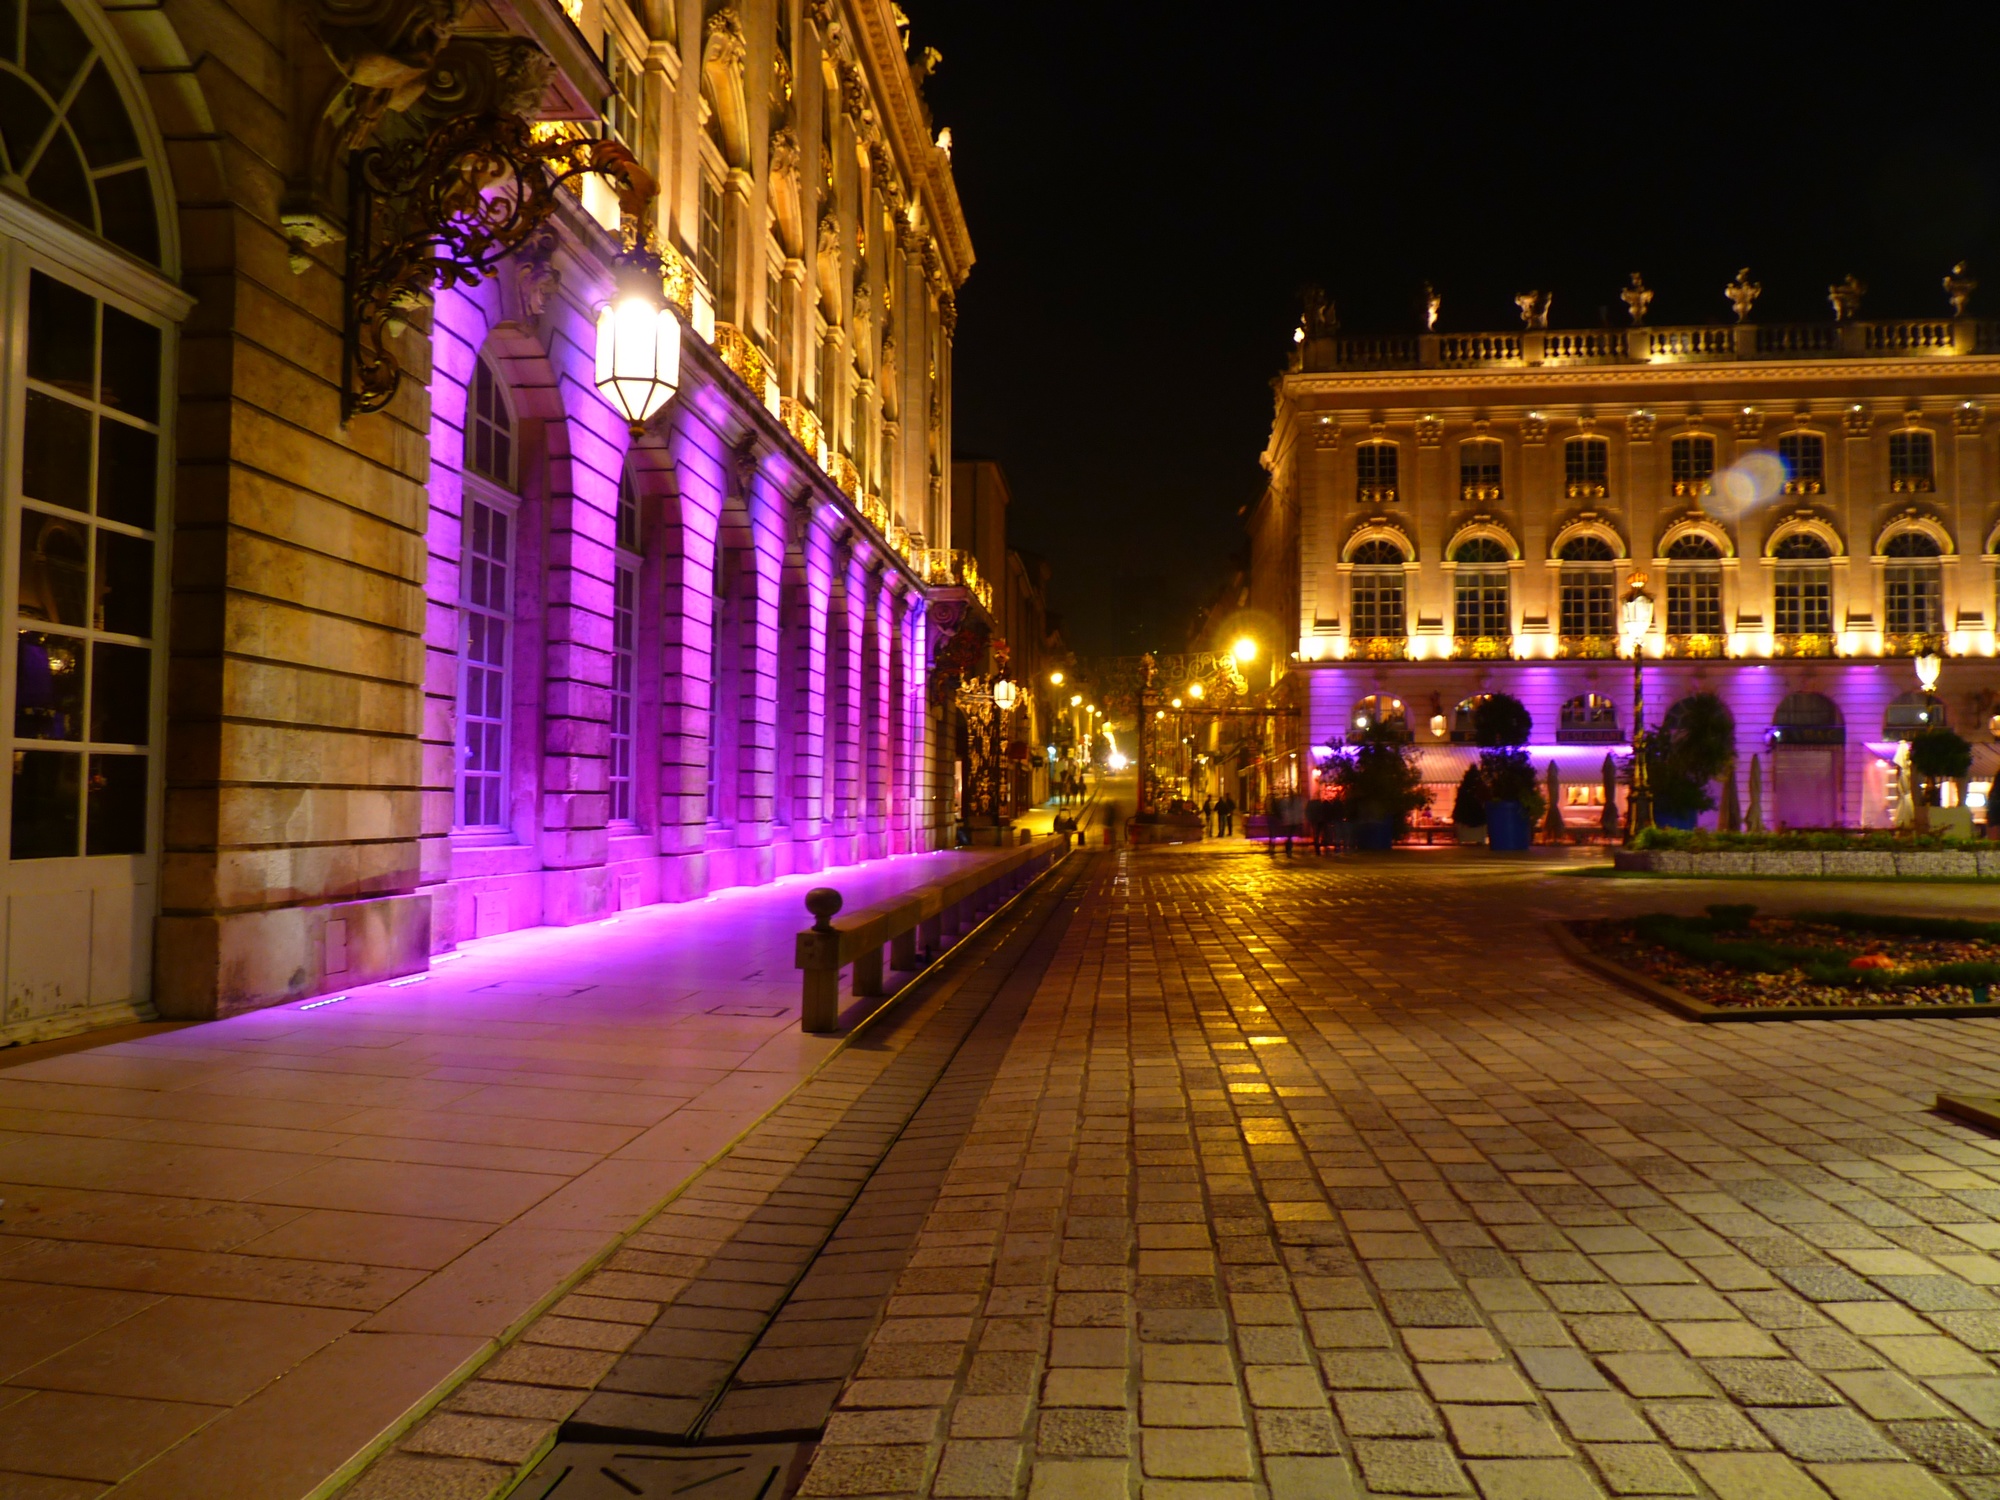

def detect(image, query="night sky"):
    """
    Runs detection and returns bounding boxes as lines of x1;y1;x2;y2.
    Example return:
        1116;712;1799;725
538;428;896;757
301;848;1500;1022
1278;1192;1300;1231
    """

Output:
915;4;2000;659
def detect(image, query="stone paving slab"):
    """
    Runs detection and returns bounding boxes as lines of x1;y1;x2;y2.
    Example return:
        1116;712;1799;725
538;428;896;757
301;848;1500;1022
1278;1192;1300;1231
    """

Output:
775;848;2000;1499
0;846;1041;1499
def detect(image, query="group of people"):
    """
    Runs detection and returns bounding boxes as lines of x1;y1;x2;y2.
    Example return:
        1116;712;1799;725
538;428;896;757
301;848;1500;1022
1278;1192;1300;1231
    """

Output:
1195;795;1238;836
1055;771;1088;804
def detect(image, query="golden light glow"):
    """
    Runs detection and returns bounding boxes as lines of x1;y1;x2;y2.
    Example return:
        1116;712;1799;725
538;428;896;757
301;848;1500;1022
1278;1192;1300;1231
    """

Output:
1050;670;1065;686
1187;682;1204;699
1232;636;1258;663
1070;694;1083;706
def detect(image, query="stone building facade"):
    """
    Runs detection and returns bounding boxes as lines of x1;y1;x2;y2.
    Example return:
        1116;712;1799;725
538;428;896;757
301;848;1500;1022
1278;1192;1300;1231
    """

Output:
0;0;973;1042
1251;288;2000;828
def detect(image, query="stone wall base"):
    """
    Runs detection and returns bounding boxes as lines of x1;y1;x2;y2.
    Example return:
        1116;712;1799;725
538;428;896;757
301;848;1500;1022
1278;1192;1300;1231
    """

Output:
155;893;433;1020
1613;849;2000;879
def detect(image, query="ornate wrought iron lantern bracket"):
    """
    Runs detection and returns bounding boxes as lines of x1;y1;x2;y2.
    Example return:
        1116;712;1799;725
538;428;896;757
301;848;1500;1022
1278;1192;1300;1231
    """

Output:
342;110;658;419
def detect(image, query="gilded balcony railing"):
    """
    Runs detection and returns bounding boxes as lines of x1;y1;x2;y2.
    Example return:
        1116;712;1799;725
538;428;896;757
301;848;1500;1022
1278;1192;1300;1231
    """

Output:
1773;632;1836;658
1780;477;1824;496
833;454;862;502
1664;633;1725;659
779;395;822;458
1460;484;1503;505
659;242;695;315
857;489;886;528
1883;631;1947;657
1889;474;1936;494
1557;635;1618;659
712;323;768;393
1670;479;1713;498
1353;635;1406;661
1453;635;1512;661
1564;481;1609;501
1356;484;1399;505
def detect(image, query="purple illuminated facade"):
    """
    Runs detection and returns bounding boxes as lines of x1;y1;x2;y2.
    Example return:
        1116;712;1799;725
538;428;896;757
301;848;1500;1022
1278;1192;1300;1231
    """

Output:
421;277;949;946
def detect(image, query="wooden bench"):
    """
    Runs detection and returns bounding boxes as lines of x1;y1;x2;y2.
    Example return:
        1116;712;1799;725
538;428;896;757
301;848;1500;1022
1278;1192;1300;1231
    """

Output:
792;835;1070;1031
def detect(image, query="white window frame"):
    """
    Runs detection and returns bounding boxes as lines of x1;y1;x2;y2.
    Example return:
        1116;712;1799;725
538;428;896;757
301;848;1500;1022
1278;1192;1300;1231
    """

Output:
455;356;517;836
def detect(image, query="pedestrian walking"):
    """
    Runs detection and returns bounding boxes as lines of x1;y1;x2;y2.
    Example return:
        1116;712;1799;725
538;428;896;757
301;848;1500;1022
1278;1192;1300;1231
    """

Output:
1201;795;1214;833
1218;794;1235;836
1308;794;1330;854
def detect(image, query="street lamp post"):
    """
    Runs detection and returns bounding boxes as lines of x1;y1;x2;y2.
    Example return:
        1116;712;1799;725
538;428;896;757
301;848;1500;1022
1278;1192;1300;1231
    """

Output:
1914;650;1943;832
1620;575;1656;842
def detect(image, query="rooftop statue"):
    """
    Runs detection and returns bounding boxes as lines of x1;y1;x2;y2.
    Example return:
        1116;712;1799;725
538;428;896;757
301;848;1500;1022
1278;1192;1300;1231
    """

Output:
1945;262;1978;316
1828;274;1866;322
1725;267;1761;322
1515;290;1551;329
1620;273;1652;326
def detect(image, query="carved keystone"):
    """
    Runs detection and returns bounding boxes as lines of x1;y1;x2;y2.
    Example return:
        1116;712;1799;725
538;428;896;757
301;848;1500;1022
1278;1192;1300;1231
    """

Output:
805;888;844;931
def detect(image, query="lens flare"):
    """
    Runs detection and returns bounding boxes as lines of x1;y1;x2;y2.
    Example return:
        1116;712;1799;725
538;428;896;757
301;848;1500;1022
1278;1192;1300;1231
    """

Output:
1714;451;1787;515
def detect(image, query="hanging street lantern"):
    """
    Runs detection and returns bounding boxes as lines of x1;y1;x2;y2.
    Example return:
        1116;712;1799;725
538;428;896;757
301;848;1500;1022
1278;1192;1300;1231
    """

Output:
595;251;682;437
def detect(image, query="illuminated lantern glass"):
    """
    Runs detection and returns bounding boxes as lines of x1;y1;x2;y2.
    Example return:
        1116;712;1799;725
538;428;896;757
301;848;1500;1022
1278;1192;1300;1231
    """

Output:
991;679;1018;711
595;289;681;435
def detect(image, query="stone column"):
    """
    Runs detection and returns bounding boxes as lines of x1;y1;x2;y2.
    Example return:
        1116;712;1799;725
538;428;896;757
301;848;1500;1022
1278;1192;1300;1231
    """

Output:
656;411;726;899
828;540;865;863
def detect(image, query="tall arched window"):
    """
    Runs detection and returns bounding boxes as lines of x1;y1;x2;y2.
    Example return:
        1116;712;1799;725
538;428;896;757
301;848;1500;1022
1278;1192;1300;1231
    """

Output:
1883;530;1942;635
707;546;736;825
1559;694;1621;744
1889;430;1935;493
1772;532;1832;638
1778;432;1825;495
1356;442;1399;503
1459;439;1501;503
1451;693;1491;745
609;469;641;825
1563;436;1608;499
1557;535;1615;639
1452;537;1510;641
1670;434;1715;497
457;356;516;831
1350;539;1406;641
1664;534;1722;636
1353;694;1409;741
0;0;162;265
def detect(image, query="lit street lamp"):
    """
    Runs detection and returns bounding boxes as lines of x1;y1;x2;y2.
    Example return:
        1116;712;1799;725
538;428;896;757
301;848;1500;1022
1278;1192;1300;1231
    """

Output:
1620;574;1655;841
594;252;682;436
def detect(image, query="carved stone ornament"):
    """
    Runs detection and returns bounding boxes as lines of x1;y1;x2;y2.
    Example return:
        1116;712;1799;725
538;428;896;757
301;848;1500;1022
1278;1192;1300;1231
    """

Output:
1416;414;1443;448
1423;282;1440;331
1521;411;1549;443
1725;267;1761;322
804;0;833;29
1310;415;1339;449
769;125;800;182
1945;261;1978;317
1620;272;1652;326
867;142;905;212
310;0;470;172
1734;406;1763;439
1956;400;1985;435
703;7;747;69
512;222;561;317
1844;403;1872;436
837;56;870;122
343;112;654;416
1828;274;1866;322
1300;284;1336;339
1515;290;1551;329
937;290;956;335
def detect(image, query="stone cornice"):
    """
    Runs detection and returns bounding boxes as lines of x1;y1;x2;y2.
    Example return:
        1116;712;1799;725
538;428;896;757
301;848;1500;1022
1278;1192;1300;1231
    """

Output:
847;0;973;286
1283;357;2000;401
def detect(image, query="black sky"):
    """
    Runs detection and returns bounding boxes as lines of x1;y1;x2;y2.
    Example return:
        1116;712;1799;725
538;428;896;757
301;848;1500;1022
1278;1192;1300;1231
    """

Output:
914;3;2000;658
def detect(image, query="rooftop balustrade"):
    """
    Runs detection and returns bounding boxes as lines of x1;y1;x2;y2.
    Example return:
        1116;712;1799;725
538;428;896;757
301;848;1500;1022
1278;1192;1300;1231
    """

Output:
1302;319;2000;374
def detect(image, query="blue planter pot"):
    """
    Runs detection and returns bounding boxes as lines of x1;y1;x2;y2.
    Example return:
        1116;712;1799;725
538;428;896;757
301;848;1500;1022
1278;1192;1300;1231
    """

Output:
1487;801;1532;851
1354;820;1397;851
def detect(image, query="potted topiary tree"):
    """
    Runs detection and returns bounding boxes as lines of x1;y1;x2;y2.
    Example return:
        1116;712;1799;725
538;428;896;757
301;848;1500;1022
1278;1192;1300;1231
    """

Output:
1649;692;1734;831
1472;693;1541;851
1451;765;1488;845
1910;728;1974;837
1330;724;1432;850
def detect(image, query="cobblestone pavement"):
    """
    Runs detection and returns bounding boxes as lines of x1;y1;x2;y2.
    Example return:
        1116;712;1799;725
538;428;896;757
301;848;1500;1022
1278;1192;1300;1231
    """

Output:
363;848;2000;1500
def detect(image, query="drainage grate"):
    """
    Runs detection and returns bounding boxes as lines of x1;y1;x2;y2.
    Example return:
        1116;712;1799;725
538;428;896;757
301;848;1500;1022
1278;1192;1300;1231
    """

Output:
514;1442;807;1500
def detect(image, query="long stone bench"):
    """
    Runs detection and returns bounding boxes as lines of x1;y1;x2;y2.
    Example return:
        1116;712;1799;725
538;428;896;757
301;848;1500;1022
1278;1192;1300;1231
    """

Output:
793;835;1071;1030
1613;847;2000;879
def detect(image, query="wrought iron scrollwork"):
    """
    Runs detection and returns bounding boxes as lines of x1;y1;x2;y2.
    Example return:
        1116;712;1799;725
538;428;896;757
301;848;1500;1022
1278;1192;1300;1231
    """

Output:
342;110;656;418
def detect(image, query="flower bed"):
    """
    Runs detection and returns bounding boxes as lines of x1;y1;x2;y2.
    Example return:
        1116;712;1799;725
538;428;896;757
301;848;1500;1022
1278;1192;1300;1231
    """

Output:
1632;828;1983;853
1567;905;2000;1013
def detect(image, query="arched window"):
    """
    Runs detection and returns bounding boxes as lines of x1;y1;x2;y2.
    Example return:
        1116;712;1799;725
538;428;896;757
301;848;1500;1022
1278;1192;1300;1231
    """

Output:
1889;430;1935;493
1452;537;1509;642
0;0;162;265
1356;441;1399;503
465;356;514;486
1670;434;1716;497
1559;694;1621;744
1771;692;1843;746
1350;539;1406;640
1564;436;1608;499
1884;690;1945;740
609;469;642;825
1664;533;1722;636
1772;532;1832;638
1557;535;1616;639
1459;439;1502;503
456;357;517;832
1451;693;1490;744
708;546;736;825
1353;694;1409;741
1883;530;1943;636
1778;432;1825;495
